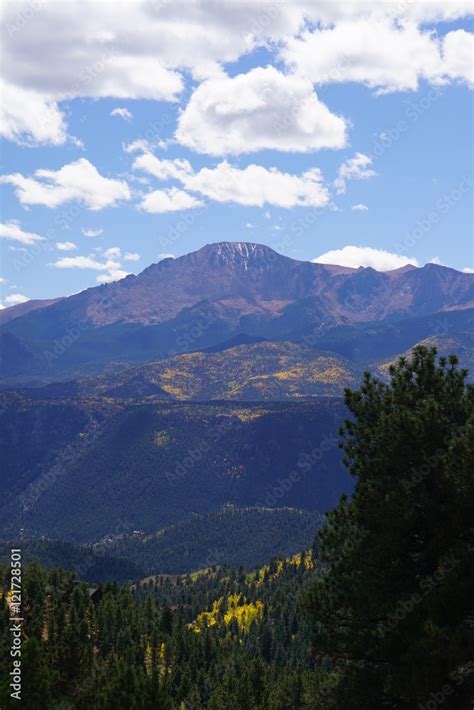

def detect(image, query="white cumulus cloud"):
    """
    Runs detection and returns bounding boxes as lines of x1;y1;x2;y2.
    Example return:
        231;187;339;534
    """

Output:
82;228;103;238
111;107;133;121
53;247;133;284
1;159;131;210
176;66;347;155
0;80;68;146
352;203;369;211
124;252;140;262
53;256;108;271
96;269;130;284
140;188;204;214
4;293;30;306
0;221;45;244
183;162;330;208
132;154;193;182
134;153;330;209
281;19;472;94
104;247;121;260
56;241;77;251
313;245;419;271
442;30;474;87
334;153;376;194
1;2;184;144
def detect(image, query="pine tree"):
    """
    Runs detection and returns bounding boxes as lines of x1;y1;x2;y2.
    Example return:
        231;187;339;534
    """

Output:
304;347;474;708
21;637;55;710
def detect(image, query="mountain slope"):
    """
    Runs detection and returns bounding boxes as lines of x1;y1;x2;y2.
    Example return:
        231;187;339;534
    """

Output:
0;507;321;579
97;506;322;575
0;397;348;542
13;309;473;401
0;538;143;583
1;242;472;384
0;297;62;325
41;341;360;399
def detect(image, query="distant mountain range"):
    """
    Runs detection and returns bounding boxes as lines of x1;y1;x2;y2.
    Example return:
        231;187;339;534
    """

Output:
1;241;473;390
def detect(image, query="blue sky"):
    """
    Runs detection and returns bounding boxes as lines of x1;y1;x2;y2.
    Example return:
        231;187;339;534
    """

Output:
0;1;473;306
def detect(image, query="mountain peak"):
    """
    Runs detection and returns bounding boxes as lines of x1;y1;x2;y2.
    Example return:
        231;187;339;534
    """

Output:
192;241;285;271
199;241;278;258
202;241;275;253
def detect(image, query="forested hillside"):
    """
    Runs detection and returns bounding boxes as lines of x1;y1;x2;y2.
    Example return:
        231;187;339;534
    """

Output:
96;506;322;575
0;507;321;580
0;553;318;709
0;399;347;542
0;539;143;584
